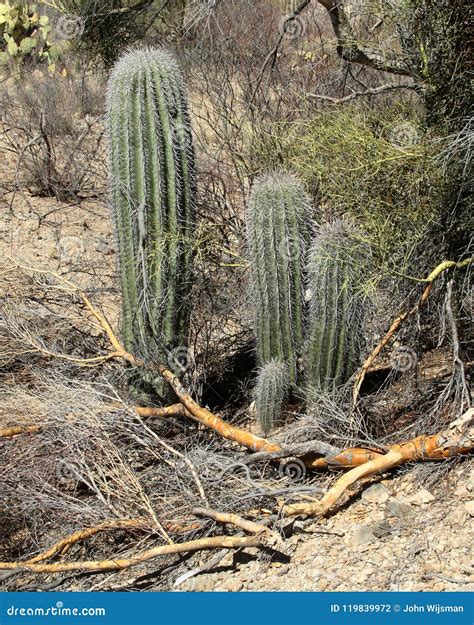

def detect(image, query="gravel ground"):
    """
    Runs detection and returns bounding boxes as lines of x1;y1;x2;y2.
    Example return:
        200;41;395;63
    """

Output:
177;462;474;592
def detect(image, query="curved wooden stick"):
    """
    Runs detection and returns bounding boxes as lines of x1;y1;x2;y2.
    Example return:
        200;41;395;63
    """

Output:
284;409;473;517
0;425;42;438
193;507;283;549
0;536;262;574
26;519;150;564
135;404;187;418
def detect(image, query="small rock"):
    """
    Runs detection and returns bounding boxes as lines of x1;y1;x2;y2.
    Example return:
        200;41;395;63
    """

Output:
276;566;290;576
218;578;243;592
454;483;470;498
349;524;377;548
371;520;393;539
386;498;414;518
464;500;474;516
447;505;467;527
408;488;436;505
361;483;389;504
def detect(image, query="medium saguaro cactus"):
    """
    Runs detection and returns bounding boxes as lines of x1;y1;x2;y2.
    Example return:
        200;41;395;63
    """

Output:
254;360;289;433
106;47;195;395
304;219;366;392
246;171;311;384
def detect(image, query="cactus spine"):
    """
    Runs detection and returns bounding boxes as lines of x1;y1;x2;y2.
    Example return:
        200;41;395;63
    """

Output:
254;360;289;433
304;219;365;391
106;48;195;394
246;171;311;384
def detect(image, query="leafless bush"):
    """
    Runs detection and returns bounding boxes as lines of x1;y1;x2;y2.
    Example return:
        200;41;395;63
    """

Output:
0;68;106;202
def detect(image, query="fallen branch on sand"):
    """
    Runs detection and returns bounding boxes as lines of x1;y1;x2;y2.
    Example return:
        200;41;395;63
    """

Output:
0;425;42;438
0;536;263;574
26;519;150;564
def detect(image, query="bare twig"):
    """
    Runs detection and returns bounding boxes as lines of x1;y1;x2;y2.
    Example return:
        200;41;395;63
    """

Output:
307;82;419;104
444;279;471;410
242;440;341;465
0;425;42;438
315;0;413;76
193;507;283;549
132;412;209;505
26;519;150;564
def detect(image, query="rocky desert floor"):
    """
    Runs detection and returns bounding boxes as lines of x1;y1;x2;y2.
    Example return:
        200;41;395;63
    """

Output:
174;463;473;593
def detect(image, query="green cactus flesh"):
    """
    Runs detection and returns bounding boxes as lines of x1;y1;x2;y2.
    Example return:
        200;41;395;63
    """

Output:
106;47;195;395
246;171;311;384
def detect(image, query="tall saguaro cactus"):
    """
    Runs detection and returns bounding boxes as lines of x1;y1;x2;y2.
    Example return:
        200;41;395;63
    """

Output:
106;47;195;395
305;219;366;392
246;171;311;384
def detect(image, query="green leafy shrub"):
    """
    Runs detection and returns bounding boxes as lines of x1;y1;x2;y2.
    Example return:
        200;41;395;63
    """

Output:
252;104;447;278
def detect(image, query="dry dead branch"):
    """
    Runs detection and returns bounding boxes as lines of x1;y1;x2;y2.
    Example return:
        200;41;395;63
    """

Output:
0;536;264;574
283;408;473;517
193;507;283;549
352;258;473;405
26;519;151;564
0;425;42;438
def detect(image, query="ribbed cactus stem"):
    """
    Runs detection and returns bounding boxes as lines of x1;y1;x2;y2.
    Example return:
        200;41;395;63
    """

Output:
106;47;195;395
305;219;365;392
254;360;289;433
246;171;311;384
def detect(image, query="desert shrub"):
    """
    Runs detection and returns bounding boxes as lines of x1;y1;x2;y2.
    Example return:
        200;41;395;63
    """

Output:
0;68;106;200
252;102;447;278
407;0;472;133
43;0;158;66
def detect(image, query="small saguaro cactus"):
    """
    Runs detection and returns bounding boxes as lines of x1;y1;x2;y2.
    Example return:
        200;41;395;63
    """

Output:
304;219;366;392
254;359;289;433
246;171;311;384
106;47;195;396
